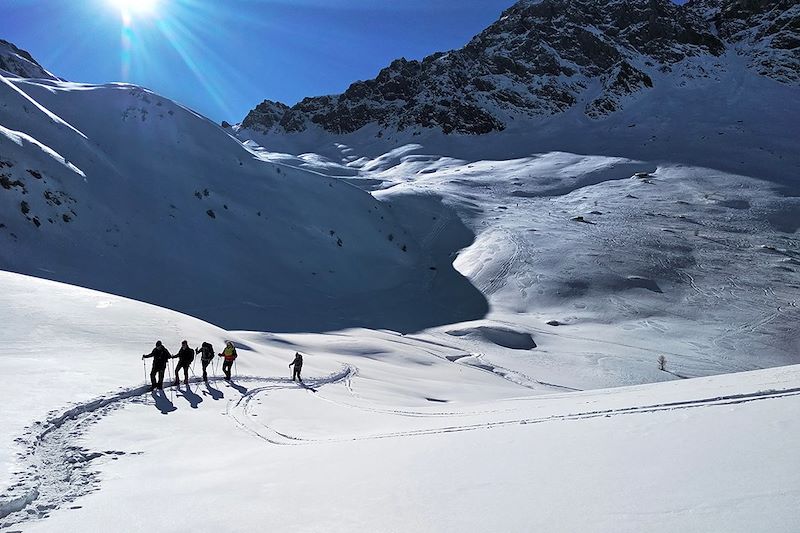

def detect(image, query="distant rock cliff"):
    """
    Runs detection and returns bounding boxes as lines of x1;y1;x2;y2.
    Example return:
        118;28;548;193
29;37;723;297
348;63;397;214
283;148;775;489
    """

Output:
239;0;798;135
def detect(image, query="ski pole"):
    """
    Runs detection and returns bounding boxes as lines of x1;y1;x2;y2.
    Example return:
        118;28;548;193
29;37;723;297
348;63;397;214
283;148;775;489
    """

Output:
165;362;173;400
143;359;147;386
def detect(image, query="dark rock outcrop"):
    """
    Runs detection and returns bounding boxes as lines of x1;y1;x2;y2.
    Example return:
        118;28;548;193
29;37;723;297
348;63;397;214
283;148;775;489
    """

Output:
0;39;59;80
239;0;798;135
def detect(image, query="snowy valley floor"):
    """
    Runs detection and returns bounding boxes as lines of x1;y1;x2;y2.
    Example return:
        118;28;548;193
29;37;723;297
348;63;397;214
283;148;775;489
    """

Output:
1;271;799;532
254;146;800;387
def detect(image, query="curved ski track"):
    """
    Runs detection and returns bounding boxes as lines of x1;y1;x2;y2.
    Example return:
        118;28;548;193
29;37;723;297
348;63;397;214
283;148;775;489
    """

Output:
2;362;798;530
0;367;353;531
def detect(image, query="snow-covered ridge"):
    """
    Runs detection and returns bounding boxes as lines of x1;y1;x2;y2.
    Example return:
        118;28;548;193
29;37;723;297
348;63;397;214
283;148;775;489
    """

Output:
0;39;59;81
238;0;798;136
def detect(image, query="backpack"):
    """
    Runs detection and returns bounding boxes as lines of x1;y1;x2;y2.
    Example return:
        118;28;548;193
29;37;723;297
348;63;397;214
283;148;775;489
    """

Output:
202;343;215;361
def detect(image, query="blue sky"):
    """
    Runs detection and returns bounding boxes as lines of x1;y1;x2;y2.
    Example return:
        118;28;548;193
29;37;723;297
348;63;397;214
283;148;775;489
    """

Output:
1;0;515;122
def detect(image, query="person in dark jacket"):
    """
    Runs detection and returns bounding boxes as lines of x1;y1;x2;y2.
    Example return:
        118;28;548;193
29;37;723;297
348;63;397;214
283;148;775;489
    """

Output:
174;340;195;386
218;341;237;381
195;342;215;382
289;352;303;382
142;340;172;390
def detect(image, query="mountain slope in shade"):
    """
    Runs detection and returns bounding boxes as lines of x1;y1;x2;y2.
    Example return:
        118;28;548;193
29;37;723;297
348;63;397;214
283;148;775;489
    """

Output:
0;73;486;333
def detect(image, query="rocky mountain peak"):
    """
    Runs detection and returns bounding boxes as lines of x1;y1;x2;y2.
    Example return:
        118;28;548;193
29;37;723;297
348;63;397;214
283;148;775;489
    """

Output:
239;0;797;136
0;39;59;81
240;99;290;130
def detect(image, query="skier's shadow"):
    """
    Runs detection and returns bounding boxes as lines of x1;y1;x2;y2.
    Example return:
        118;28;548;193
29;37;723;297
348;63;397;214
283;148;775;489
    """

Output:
666;370;689;379
177;385;203;409
202;381;224;401
298;380;318;393
226;380;248;395
151;390;177;415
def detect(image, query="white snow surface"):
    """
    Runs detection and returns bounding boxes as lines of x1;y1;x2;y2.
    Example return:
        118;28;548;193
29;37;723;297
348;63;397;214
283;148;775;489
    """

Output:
1;270;799;532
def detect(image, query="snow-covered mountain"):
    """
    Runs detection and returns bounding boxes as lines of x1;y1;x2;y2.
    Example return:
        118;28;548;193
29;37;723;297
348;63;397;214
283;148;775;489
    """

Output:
239;0;798;136
1;11;797;375
230;0;800;385
0;65;485;333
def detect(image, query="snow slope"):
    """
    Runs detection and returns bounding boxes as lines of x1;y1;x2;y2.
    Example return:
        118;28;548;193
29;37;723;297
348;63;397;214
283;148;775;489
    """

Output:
0;73;485;333
1;270;798;532
2;39;796;384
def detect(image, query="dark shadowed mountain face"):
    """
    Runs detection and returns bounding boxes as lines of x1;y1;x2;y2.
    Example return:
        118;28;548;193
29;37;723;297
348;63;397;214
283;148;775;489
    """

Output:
0;53;487;334
0;39;59;81
239;0;798;135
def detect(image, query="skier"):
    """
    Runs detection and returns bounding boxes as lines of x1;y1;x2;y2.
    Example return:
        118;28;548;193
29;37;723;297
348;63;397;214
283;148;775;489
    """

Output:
174;340;195;386
142;340;172;391
218;341;237;381
289;352;303;382
195;341;215;382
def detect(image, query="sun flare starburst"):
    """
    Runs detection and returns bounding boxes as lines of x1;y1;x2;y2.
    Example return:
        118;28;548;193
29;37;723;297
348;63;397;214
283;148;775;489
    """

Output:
110;0;159;18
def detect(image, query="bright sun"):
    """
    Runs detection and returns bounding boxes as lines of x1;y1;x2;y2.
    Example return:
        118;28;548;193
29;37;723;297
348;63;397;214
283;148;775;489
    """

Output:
110;0;159;17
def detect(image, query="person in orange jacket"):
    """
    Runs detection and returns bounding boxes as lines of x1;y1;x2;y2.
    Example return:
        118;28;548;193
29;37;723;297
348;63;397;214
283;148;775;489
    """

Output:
218;341;237;381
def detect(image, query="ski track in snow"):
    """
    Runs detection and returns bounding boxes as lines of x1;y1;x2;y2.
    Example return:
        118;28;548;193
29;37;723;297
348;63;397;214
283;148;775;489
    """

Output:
420;214;448;249
2;355;799;530
480;231;521;296
0;367;353;531
231;385;800;446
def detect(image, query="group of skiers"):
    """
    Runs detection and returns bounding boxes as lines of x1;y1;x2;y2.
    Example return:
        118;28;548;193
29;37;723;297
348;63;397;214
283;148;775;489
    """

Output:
142;340;303;391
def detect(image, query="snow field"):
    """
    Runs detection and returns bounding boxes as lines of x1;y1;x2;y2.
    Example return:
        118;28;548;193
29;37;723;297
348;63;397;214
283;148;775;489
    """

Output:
2;270;799;532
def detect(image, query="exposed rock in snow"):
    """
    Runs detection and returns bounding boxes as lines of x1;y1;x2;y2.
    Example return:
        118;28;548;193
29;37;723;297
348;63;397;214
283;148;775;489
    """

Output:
239;0;797;136
0;39;59;81
712;0;800;83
